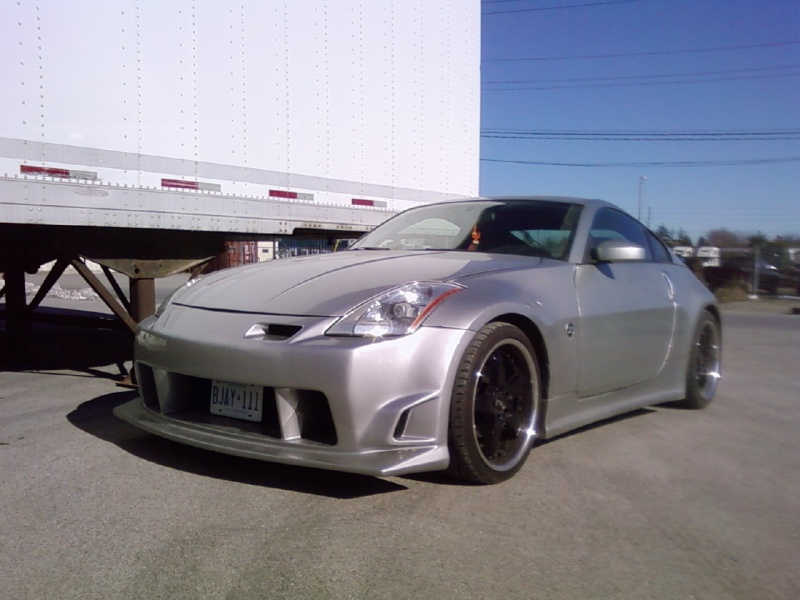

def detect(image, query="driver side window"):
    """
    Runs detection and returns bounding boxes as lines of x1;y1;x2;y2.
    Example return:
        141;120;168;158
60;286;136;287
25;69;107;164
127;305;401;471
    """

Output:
587;208;650;262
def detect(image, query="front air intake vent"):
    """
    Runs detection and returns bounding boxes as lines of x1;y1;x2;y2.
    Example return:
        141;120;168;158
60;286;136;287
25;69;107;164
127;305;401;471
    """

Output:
394;409;411;439
294;390;338;446
244;323;302;341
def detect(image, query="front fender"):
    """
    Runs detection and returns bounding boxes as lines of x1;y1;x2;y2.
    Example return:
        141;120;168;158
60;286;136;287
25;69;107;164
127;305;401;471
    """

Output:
425;266;581;398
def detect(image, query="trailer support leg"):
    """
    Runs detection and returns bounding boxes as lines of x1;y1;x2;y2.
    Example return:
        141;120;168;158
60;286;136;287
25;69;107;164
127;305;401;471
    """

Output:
3;267;30;367
112;277;155;388
129;278;156;323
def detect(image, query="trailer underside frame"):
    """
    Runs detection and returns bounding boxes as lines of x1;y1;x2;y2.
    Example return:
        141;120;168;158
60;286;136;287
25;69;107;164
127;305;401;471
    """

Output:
1;224;307;370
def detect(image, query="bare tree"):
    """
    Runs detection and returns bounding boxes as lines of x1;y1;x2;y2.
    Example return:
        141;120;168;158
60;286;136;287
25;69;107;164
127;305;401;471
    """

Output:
746;232;769;249
655;224;674;245
705;228;745;248
675;228;692;246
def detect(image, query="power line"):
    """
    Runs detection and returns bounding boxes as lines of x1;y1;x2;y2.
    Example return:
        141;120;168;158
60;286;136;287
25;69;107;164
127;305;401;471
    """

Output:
482;129;800;135
481;157;800;167
484;0;648;16
483;128;800;133
484;40;800;62
483;135;800;141
483;70;800;90
483;63;800;85
481;128;800;141
655;209;800;217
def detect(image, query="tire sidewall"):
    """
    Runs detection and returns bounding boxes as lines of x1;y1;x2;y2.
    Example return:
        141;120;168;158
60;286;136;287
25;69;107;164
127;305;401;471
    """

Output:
684;311;721;409
448;322;540;484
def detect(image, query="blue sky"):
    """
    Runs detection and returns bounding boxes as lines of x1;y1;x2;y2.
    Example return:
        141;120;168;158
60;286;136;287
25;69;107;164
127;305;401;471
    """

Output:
478;0;799;242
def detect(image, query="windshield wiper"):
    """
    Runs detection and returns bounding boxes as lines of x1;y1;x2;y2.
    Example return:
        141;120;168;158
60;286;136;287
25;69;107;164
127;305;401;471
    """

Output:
351;246;392;250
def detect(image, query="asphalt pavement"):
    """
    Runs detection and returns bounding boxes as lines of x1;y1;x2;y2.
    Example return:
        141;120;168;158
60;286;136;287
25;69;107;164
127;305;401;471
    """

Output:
0;292;799;599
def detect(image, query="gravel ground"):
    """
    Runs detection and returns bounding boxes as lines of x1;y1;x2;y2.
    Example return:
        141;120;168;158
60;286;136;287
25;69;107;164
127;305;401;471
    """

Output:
721;296;800;315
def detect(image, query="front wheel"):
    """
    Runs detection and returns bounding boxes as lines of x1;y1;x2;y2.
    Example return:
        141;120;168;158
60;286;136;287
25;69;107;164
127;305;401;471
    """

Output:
447;322;541;484
678;311;721;409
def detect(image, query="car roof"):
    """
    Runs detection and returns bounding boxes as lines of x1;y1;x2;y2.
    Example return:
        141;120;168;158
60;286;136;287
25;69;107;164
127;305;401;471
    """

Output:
446;196;618;210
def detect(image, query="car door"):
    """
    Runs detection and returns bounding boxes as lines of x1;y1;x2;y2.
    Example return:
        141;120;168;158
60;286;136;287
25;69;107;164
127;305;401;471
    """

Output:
575;208;676;398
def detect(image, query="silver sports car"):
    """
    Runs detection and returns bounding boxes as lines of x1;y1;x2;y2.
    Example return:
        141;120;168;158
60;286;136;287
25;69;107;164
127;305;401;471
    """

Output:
115;197;721;484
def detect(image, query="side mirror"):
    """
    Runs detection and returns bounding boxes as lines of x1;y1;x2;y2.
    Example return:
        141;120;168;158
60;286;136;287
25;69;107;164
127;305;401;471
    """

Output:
593;239;646;263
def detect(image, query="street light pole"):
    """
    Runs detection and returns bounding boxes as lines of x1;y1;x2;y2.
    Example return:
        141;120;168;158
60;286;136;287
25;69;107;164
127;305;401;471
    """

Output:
638;175;647;221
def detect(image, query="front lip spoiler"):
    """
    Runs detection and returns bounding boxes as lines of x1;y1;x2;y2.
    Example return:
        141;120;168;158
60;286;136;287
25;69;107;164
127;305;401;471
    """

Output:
113;399;450;478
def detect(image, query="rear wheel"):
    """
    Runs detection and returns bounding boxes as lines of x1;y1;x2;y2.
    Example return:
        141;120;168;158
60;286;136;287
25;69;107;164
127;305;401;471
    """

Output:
678;311;721;409
447;322;540;484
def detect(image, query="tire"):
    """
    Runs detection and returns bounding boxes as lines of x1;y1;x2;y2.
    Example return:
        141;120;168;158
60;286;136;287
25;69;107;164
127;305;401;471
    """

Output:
677;311;721;409
447;322;541;484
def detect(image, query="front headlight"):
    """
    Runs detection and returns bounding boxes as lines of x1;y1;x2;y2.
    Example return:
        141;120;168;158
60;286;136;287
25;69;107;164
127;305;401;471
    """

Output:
326;281;464;337
154;276;202;318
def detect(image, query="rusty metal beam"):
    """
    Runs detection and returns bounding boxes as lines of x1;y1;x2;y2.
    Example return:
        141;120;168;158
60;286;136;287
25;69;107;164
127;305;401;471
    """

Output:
94;257;214;279
129;278;156;322
70;259;138;333
189;259;212;279
28;257;71;312
100;264;131;313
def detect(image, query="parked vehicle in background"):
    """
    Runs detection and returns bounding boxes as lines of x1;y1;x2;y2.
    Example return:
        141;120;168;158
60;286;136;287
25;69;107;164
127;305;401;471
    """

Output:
704;255;782;295
742;260;782;295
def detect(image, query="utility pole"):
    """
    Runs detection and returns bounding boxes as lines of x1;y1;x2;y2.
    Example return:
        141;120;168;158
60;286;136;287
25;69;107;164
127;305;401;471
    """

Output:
752;246;761;299
638;175;647;221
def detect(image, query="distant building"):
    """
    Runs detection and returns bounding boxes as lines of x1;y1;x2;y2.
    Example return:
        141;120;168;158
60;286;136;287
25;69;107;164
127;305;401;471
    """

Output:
696;246;721;268
672;246;694;259
788;248;800;266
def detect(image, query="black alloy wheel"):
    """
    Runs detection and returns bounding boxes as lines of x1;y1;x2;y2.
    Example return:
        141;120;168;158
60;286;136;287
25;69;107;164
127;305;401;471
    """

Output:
447;322;540;484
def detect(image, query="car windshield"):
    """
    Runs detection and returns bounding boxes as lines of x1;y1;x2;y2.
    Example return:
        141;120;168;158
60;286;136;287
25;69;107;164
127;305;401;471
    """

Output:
350;199;582;260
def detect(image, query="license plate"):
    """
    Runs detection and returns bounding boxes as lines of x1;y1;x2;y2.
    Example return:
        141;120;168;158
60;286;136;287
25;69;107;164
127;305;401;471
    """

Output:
210;380;263;422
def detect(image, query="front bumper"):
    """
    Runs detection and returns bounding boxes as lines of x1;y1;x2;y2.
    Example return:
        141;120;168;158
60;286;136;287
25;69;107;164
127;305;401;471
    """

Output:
114;398;450;476
114;305;474;477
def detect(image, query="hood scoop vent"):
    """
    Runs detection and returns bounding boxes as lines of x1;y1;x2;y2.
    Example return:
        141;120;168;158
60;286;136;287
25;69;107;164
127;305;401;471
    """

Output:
244;323;303;341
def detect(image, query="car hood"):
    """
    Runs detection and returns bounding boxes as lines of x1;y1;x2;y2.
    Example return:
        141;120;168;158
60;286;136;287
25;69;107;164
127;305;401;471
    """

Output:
174;251;542;316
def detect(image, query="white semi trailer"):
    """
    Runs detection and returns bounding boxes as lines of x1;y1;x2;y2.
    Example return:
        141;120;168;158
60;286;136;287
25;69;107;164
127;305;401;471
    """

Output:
0;0;480;358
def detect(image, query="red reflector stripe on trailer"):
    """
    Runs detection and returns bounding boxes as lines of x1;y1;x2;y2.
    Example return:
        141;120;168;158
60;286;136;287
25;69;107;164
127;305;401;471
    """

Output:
21;165;97;180
161;179;221;192
269;189;297;199
21;165;69;178
162;179;198;189
352;198;387;208
269;190;314;201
